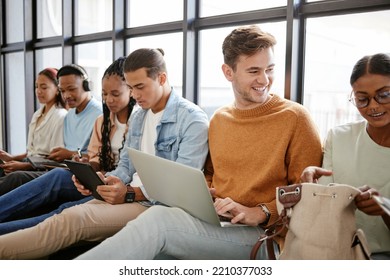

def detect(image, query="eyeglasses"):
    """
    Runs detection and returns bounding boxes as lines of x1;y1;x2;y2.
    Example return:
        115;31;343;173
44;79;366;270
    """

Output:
349;91;390;108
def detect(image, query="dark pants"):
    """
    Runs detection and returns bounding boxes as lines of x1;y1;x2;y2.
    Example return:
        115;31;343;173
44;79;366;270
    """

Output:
0;170;47;196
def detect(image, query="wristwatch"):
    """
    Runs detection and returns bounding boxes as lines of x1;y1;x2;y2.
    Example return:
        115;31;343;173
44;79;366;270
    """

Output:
258;204;271;226
125;184;135;203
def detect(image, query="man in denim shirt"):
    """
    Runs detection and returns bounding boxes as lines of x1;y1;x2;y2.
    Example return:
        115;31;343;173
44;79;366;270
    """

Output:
0;48;209;259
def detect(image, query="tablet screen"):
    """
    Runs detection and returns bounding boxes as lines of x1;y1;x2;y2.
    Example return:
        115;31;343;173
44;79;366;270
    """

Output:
64;160;105;200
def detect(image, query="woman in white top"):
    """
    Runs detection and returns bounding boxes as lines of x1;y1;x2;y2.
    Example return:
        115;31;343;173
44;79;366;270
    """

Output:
301;53;390;259
0;68;68;175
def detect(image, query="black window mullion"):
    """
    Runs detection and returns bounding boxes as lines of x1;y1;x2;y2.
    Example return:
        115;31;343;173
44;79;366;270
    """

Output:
113;0;125;60
182;0;198;103
24;0;35;136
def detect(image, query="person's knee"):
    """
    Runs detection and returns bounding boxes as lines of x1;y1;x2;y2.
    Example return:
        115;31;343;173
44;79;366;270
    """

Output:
49;168;72;182
133;206;184;228
0;172;28;193
5;171;25;183
54;205;84;225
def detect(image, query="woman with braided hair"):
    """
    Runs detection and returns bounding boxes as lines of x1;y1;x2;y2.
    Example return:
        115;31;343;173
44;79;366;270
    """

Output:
0;57;136;235
87;57;136;173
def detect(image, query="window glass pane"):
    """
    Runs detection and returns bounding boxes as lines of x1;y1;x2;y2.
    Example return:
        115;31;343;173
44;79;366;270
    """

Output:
303;10;390;141
5;0;24;43
127;0;183;27
199;23;286;119
37;0;62;38
200;0;287;17
126;33;183;96
4;53;26;154
75;0;113;35
75;41;113;101
35;47;62;72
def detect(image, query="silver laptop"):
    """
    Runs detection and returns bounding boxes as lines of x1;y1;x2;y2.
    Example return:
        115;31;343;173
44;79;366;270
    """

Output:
127;148;245;227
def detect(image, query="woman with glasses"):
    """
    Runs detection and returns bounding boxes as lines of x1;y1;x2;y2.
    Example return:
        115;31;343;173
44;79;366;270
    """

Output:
301;53;390;259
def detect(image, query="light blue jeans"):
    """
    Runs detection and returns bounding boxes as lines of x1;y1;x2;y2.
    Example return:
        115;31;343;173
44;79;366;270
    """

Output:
76;205;274;260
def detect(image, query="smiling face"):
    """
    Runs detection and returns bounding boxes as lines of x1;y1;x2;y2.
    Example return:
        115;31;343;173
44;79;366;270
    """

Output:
352;73;390;129
58;74;89;111
222;47;275;110
35;74;58;107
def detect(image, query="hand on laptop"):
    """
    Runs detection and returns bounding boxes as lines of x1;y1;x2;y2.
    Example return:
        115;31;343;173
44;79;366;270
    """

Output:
214;197;266;227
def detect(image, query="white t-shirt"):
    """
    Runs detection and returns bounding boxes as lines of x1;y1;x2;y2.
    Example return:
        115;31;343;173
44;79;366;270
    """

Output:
140;109;164;155
131;109;164;189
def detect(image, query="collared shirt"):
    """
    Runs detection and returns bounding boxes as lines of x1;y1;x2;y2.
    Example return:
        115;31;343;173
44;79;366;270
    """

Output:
27;105;68;156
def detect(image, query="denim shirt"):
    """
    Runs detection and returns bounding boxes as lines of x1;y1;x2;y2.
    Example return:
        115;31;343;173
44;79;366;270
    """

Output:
107;89;209;185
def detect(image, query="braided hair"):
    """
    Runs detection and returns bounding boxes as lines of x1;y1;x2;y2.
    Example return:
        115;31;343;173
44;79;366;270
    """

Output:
99;57;136;171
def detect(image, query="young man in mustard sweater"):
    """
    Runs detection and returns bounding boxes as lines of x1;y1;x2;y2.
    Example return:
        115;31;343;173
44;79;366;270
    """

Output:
77;25;323;260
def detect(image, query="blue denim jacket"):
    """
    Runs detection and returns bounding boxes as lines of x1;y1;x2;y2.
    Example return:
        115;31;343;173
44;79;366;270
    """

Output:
107;89;209;184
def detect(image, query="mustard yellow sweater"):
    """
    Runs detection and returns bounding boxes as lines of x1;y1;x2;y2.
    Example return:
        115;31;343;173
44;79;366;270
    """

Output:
204;94;322;226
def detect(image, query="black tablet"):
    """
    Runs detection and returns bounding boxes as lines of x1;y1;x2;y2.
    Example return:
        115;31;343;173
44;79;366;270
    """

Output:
64;160;105;200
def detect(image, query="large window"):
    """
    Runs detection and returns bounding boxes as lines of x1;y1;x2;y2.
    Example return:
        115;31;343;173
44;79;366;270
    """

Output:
304;10;390;140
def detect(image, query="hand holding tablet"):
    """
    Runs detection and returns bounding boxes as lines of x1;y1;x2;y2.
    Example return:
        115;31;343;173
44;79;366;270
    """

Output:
64;160;105;200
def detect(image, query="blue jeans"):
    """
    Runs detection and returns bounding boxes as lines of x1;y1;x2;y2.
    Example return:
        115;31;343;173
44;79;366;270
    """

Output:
0;168;89;233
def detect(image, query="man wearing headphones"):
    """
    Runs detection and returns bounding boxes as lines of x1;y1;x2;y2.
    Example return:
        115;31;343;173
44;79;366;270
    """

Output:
48;64;102;162
0;64;102;219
